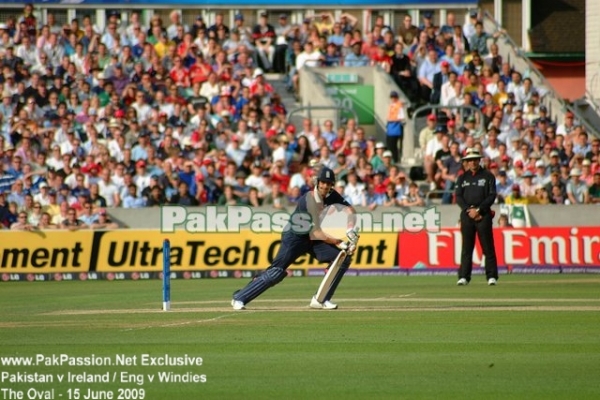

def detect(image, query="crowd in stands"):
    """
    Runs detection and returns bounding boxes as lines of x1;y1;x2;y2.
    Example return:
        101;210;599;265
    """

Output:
0;5;599;230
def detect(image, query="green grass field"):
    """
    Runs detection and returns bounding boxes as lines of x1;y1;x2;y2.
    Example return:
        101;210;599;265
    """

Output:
1;275;600;400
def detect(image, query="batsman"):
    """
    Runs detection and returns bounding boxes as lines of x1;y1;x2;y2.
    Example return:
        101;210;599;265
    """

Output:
231;166;359;310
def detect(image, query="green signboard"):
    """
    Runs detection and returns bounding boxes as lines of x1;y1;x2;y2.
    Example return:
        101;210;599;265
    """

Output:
325;73;359;84
325;84;375;125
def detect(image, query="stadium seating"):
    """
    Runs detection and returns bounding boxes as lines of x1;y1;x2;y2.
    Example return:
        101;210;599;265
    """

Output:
0;4;598;231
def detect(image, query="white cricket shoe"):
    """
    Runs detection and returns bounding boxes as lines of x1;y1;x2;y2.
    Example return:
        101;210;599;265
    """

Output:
310;296;338;310
309;296;323;309
323;300;338;310
457;278;468;286
231;299;246;310
488;278;497;286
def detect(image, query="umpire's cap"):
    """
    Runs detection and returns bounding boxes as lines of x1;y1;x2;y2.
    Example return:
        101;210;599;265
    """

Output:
317;167;336;184
462;148;483;161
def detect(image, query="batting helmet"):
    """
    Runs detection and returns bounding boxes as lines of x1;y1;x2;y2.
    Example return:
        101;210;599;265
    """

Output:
317;167;336;184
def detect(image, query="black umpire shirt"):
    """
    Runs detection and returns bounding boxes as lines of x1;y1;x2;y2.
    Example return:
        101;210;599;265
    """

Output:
455;167;497;216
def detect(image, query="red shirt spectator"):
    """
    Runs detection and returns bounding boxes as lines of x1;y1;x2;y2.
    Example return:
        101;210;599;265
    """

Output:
371;47;392;71
165;85;186;106
249;69;274;96
177;34;195;58
189;55;212;84
361;34;380;60
169;58;190;87
373;173;387;195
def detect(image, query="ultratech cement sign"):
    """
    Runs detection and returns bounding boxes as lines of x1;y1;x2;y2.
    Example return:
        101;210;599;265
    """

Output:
0;230;397;273
0;231;93;273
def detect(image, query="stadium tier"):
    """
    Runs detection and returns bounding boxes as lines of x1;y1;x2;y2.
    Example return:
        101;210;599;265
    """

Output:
0;1;598;234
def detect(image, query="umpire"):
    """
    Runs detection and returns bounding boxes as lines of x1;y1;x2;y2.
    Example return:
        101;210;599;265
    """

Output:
454;148;499;286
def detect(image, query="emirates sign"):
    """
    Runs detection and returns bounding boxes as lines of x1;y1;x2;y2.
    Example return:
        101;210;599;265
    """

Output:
398;228;600;268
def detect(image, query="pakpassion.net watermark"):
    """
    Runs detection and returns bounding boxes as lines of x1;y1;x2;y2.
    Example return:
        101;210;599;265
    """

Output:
160;205;441;234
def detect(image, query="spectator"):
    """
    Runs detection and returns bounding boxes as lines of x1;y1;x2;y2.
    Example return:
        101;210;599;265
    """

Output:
370;43;391;71
343;41;369;67
233;170;251;200
519;170;537;197
291;41;323;92
60;206;88;230
573;131;591;157
440;71;459;106
27;201;44;226
383;183;399;207
365;182;385;210
51;201;68;225
588;172;600;204
367;142;385;172
245;161;266;191
463;10;479;44
469;21;502;56
33;182;52;206
123;183;146;208
393;170;410;199
11;211;38;231
343;171;366;206
7;180;26;209
37;212;58;229
400;182;425;207
146;185;168;206
424;126;447;190
97;168;121;207
87;183;108;207
169;181;199;206
544;171;566;198
556;111;576;136
78;201;99;226
549;184;567;204
398;14;419;50
533;184;550;204
440;141;462;204
417;48;440;103
504;184;533;205
585;138;599;161
43;189;60;217
418;11;435;31
262;182;285;209
431;60;451;104
495;170;513;202
252;13;276;72
566;168;589;204
246;186;262;206
132;159;151;194
217;184;241;205
497;213;512;227
322;43;341;67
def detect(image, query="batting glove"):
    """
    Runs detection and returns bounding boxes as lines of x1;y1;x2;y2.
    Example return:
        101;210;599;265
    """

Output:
346;227;360;245
347;243;357;255
338;242;349;251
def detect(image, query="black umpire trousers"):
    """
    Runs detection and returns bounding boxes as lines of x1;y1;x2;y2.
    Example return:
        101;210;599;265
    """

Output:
459;212;498;282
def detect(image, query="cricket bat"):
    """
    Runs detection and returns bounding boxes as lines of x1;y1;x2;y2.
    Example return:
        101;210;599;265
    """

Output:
314;245;348;303
314;206;358;303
